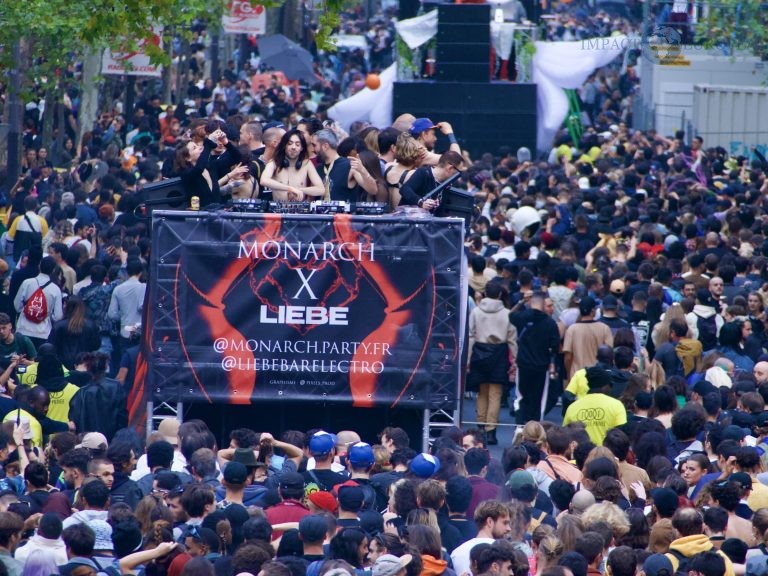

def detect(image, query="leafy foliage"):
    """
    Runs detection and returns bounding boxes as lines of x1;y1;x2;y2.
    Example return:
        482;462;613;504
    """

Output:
695;0;768;58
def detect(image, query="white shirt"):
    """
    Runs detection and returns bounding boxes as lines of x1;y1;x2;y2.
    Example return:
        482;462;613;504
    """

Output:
131;450;188;481
450;537;494;576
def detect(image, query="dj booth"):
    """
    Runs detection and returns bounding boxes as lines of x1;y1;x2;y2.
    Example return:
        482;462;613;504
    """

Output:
138;176;477;229
135;208;467;445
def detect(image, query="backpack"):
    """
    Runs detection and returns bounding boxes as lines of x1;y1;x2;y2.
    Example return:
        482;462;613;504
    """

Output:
22;280;52;324
528;509;547;532
12;214;42;261
93;557;122;576
696;313;718;351
667;549;690;576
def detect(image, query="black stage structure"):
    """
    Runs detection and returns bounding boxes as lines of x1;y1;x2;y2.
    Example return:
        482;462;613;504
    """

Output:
392;4;537;158
139;210;466;449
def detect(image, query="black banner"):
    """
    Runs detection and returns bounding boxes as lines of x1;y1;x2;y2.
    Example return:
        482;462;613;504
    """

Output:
147;211;465;409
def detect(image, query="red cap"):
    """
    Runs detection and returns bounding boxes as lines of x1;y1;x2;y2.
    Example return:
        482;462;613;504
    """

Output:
308;490;338;513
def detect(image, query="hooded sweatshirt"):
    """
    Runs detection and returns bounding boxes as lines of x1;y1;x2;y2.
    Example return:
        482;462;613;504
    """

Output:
468;298;517;357
686;305;723;342
666;534;735;576
421;555;455;576
62;509;108;529
14;533;68;565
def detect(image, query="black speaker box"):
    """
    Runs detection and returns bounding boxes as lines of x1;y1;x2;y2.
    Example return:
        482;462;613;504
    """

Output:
139;177;187;213
436;187;476;229
437;43;491;63
392;81;537;158
437;4;490;23
436;63;489;83
437;23;490;44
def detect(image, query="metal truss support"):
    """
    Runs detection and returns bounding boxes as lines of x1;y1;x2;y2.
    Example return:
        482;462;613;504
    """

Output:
422;406;461;452
146;400;184;442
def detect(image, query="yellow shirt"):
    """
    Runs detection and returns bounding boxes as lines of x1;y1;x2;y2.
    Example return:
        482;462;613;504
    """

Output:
46;384;79;424
565;368;589;399
563;393;627;446
2;408;42;448
7;213;49;241
18;363;70;386
748;479;768;512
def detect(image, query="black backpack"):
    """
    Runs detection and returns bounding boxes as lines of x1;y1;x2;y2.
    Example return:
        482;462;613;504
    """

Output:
12;214;42;260
668;549;690;576
696;313;718;351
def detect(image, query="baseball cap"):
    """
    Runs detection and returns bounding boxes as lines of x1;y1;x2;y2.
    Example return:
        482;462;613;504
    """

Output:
409;118;436;136
609;279;625;294
348;442;375;466
643;554;673;576
309;431;337;455
76;432;108;450
722;425;747;442
506;470;536;491
263;121;285;130
223;462;248;485
299;515;328;543
337;484;365;512
279;472;305;490
601;294;619;310
410;453;440;478
158;418;180;445
650;488;679;518
373;554;413;576
729;472;752;490
308;490;338;513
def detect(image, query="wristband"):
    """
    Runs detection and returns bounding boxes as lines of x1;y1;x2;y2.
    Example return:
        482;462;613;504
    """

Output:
447;134;457;145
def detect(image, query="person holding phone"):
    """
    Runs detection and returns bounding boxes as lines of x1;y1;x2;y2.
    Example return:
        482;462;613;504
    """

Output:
174;128;248;209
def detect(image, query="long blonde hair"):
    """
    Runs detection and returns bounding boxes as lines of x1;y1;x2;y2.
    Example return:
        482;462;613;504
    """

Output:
652;303;688;346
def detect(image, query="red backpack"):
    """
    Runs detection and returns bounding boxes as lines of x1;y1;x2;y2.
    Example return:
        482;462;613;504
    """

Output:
22;280;52;324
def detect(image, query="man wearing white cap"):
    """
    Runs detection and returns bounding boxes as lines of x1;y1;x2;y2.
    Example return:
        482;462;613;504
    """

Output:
373;554;412;576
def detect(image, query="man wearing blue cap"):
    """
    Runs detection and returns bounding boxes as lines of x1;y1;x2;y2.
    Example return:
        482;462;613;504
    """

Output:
408;118;462;165
347;442;378;511
303;431;349;491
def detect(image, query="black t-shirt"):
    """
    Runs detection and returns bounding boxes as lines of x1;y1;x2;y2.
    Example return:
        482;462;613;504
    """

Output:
599;316;630;334
303;468;348;491
318;157;357;203
399;166;437;206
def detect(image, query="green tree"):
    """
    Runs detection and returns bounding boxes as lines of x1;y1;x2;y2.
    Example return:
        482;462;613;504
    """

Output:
0;0;346;176
695;0;768;58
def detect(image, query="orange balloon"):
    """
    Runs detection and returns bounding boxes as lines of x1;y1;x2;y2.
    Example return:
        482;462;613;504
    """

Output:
365;74;381;90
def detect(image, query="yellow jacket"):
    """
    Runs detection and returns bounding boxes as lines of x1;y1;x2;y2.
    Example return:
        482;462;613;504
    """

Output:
666;535;735;576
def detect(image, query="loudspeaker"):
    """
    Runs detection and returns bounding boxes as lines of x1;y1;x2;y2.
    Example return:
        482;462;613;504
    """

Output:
438;4;489;23
435;5;490;82
437;63;489;83
139;178;187;214
392;81;537;158
436;187;476;229
436;43;491;63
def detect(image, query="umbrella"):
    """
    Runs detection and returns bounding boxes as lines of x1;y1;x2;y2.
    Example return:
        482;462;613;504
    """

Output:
258;34;318;84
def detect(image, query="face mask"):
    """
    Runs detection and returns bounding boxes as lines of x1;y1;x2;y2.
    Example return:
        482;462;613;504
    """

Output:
535;199;545;209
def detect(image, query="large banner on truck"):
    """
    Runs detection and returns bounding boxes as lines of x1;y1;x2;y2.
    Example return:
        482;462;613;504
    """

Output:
145;211;465;410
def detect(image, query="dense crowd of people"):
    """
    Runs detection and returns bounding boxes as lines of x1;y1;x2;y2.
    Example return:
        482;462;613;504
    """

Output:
0;4;767;576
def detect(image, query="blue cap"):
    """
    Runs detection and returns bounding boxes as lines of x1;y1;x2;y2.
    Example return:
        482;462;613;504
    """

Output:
643;554;673;576
410;453;440;478
309;431;337;455
409;118;436;136
348;442;375;466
